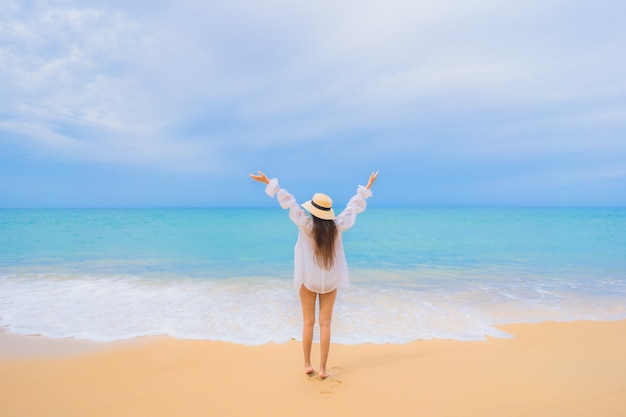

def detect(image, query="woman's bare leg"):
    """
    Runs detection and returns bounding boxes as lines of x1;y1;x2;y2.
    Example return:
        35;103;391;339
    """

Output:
299;285;317;374
318;289;337;378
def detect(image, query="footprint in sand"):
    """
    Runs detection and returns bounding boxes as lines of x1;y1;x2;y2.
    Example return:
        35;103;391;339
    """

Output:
317;368;343;395
306;366;344;395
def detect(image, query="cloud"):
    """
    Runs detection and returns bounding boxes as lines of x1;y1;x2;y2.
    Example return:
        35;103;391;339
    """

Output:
0;1;216;171
1;0;625;197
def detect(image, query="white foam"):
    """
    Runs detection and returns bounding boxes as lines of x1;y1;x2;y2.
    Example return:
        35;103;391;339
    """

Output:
1;271;625;345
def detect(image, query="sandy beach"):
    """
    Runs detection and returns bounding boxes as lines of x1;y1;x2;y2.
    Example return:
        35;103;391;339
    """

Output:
1;320;625;417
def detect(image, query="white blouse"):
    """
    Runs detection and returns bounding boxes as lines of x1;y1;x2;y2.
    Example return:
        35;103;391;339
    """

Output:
265;178;372;294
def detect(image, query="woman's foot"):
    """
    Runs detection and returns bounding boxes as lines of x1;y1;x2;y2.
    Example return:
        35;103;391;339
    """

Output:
318;369;329;379
305;365;314;375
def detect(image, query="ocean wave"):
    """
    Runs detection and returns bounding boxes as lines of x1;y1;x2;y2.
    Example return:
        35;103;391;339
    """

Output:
2;271;625;344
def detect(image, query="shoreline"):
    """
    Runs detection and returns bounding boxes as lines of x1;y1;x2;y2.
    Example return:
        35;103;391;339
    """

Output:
2;319;625;417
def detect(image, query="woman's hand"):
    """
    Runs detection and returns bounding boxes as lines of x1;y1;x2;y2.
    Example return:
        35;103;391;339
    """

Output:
366;170;379;190
249;171;270;184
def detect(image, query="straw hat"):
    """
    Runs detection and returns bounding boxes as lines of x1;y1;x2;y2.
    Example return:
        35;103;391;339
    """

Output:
302;193;336;220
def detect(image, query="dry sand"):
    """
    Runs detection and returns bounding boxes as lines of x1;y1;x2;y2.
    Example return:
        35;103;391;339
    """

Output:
1;320;625;417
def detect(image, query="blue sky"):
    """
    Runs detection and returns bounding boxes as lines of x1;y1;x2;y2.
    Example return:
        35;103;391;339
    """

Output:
1;0;625;208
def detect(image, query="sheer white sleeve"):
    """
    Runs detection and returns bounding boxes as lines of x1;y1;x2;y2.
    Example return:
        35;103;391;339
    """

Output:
265;178;280;198
335;185;372;231
265;178;310;228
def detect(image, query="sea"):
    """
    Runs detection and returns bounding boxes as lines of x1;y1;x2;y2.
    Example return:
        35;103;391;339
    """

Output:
1;208;625;345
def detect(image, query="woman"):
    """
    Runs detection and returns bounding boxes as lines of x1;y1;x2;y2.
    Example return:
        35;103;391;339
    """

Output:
249;170;379;378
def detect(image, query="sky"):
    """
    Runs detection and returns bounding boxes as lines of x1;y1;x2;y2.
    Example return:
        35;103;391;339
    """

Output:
1;0;625;208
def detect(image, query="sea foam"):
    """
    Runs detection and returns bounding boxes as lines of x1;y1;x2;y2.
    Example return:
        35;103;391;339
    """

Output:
2;270;625;345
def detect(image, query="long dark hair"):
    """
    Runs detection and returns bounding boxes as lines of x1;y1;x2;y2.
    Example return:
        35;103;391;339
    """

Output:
311;215;338;271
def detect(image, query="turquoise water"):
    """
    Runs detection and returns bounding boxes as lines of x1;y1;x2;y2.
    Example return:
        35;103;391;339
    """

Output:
1;208;625;344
